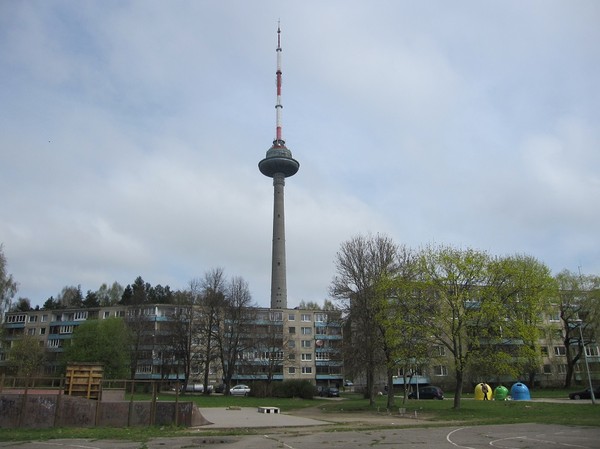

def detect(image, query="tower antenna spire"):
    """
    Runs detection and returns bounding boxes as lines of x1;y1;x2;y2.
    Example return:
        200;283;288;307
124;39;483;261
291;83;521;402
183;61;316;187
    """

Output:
275;20;284;145
258;22;300;309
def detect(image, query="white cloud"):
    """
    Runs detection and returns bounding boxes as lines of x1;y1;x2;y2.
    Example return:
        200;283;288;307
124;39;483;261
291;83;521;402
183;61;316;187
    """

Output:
1;1;599;307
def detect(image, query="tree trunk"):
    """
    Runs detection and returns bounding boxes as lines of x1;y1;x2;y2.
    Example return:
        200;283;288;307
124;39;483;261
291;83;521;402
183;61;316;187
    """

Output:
386;367;395;409
453;370;463;410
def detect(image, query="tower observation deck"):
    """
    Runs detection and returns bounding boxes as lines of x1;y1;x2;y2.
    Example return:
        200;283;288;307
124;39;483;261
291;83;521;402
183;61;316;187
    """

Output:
258;24;299;309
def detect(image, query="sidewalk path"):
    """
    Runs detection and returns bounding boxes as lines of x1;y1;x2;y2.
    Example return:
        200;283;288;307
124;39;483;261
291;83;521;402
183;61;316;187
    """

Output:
198;407;331;428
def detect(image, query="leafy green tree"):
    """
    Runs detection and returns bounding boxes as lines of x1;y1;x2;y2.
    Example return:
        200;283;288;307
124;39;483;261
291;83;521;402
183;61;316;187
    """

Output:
43;296;60;310
0;244;18;319
83;290;100;308
148;284;173;304
419;244;491;410
6;334;45;378
484;255;555;386
11;297;32;312
62;318;131;379
120;276;149;305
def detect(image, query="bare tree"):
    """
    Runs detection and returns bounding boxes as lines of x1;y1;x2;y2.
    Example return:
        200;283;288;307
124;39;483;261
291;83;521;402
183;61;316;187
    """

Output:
197;268;226;394
375;244;429;408
96;282;124;306
215;276;256;394
57;285;83;308
162;289;195;386
556;270;600;388
330;233;399;405
244;310;292;394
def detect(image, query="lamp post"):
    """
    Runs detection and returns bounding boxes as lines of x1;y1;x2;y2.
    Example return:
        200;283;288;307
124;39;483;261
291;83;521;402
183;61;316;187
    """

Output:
575;319;596;404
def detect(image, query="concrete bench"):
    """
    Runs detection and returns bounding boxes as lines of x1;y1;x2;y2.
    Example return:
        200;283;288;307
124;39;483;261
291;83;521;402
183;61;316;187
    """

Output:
257;406;280;414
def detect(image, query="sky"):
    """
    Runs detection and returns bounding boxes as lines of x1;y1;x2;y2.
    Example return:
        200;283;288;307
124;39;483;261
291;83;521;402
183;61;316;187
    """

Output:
1;1;599;309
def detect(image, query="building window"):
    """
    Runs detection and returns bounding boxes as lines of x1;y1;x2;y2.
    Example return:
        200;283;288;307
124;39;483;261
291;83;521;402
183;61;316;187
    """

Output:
558;364;567;374
288;327;296;334
301;340;311;348
434;345;446;357
74;311;88;321
270;351;284;360
315;313;327;322
554;346;566;356
47;340;62;348
40;328;46;335
301;366;312;374
301;353;312;361
7;315;26;323
28;315;38;323
301;327;312;335
433;365;448;376
288;314;295;321
289;353;296;360
301;314;311;322
271;311;283;321
288;340;296;348
540;346;549;356
60;325;73;334
543;364;552;374
103;311;110;319
41;315;48;322
288;367;296;374
136;365;153;374
315;352;330;361
27;328;36;335
585;346;599;357
548;311;560;322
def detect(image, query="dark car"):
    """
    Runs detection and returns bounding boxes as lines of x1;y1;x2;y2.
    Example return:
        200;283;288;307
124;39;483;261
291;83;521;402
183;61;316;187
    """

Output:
318;387;340;397
569;388;600;400
408;386;444;400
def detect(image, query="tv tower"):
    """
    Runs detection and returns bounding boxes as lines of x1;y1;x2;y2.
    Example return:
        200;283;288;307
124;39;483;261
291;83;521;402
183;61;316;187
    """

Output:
259;23;300;309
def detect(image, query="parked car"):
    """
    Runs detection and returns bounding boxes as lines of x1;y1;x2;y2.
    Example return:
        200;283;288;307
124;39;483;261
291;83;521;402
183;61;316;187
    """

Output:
344;380;354;387
569;388;600;400
408;386;444;400
182;383;213;393
214;383;226;394
318;387;340;397
230;384;251;396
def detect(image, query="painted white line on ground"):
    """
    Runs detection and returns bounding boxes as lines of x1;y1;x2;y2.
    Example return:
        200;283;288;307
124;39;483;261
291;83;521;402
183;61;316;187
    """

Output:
490;435;590;448
446;427;477;449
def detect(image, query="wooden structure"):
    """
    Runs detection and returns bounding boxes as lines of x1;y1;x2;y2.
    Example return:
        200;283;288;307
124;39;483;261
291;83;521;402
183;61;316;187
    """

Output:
65;363;103;400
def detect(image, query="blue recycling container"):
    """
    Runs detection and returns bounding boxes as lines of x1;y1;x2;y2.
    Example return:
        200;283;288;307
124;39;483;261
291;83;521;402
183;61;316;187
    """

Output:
510;382;530;400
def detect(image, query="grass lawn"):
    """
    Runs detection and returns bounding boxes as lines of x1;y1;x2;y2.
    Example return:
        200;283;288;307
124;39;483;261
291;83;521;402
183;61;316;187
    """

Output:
317;393;600;427
0;389;598;442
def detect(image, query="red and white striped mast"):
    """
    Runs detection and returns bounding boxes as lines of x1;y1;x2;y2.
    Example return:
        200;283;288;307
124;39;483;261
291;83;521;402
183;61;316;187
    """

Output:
275;21;284;146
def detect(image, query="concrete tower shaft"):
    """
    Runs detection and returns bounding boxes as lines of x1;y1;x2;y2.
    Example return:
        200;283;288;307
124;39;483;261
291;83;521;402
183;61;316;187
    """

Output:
258;24;299;310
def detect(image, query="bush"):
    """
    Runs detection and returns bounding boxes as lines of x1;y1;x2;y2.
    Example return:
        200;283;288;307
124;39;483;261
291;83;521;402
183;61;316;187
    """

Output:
272;380;316;399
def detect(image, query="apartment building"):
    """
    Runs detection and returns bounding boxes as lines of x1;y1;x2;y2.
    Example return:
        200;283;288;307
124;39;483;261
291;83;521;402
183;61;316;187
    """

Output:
0;304;344;389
